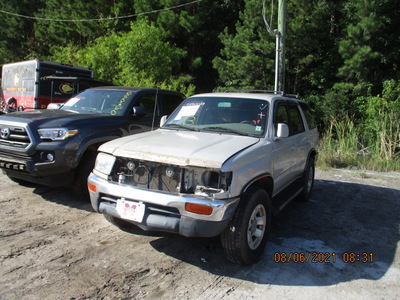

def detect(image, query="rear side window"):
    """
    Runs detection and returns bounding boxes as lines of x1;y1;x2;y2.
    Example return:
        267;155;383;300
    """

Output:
300;103;317;129
287;103;305;135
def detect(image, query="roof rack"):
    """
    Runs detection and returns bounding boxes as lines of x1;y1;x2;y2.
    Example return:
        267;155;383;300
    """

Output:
223;89;300;99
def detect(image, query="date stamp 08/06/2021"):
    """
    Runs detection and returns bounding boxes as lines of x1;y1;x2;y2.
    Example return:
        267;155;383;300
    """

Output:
273;252;375;263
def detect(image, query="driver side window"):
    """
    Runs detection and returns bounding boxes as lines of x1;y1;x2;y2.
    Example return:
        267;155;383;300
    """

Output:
274;102;289;136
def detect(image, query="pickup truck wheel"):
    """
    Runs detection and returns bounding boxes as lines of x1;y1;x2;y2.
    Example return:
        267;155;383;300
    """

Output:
297;156;315;202
72;151;97;200
221;188;271;265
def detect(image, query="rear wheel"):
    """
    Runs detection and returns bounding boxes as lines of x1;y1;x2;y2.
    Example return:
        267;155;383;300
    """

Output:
221;187;272;265
297;156;315;202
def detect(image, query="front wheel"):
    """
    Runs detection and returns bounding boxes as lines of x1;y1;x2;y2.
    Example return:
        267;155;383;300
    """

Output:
221;188;272;265
72;151;97;200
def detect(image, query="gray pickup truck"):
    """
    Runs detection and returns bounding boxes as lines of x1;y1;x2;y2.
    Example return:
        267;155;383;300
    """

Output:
0;86;185;198
88;91;319;264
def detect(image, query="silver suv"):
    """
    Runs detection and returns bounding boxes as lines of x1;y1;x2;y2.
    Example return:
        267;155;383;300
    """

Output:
88;91;319;265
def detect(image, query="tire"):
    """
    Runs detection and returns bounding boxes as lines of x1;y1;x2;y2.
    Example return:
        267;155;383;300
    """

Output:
221;187;272;265
72;151;97;200
297;156;315;202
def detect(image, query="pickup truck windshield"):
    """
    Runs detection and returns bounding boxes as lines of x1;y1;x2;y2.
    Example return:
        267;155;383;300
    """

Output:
61;90;133;116
163;96;269;137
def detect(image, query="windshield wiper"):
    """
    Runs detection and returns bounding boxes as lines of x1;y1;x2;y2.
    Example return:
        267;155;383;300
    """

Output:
163;124;198;131
201;126;253;136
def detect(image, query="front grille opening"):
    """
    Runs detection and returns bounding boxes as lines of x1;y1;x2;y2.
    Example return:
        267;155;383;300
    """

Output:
110;159;181;194
0;125;32;149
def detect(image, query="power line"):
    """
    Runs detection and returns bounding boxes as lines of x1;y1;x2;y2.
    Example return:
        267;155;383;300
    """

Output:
0;0;204;22
262;0;275;34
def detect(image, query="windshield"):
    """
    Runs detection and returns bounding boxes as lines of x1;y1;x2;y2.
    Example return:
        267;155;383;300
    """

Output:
61;89;134;115
163;96;269;137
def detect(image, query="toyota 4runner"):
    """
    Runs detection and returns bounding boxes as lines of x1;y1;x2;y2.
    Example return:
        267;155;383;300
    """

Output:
88;91;319;264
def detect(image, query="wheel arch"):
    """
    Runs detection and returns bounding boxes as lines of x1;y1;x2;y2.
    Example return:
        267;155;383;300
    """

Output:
74;137;118;167
304;148;318;172
242;174;274;200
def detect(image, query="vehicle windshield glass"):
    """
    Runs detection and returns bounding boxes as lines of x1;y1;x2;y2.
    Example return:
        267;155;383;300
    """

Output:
61;90;134;116
163;96;269;137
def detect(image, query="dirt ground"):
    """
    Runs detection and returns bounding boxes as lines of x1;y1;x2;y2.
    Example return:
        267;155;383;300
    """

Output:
0;168;399;300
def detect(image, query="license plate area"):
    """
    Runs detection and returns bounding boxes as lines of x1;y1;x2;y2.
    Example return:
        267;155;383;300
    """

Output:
116;199;145;222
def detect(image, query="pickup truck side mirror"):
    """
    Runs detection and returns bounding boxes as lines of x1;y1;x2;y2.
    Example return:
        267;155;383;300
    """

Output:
276;123;289;139
47;103;62;109
132;106;146;118
160;115;168;127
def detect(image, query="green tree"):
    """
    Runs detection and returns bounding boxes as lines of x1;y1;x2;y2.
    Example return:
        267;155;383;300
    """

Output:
338;0;400;88
134;0;243;92
0;0;44;64
51;19;194;95
33;0;136;57
213;0;275;90
286;0;345;95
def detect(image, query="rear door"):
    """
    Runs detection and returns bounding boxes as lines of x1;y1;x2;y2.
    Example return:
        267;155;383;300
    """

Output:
286;101;309;174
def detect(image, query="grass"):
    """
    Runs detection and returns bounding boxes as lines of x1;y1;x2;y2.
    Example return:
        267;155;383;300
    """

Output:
316;117;400;172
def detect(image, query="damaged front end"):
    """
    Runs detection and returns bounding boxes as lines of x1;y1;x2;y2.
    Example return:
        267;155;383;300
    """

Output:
108;156;232;199
89;152;239;237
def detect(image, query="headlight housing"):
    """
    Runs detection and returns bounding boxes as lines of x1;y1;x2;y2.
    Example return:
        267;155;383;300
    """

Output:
38;128;78;141
94;153;116;175
182;168;232;198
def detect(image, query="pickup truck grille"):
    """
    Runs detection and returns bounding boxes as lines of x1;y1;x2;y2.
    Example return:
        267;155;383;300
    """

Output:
111;158;181;193
0;125;31;149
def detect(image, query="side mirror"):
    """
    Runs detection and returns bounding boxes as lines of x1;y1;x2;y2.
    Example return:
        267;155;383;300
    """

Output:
276;123;289;139
160;115;168;127
132;106;146;118
47;103;62;109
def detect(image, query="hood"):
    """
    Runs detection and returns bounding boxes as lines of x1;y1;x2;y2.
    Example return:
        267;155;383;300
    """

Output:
0;109;108;127
99;129;259;169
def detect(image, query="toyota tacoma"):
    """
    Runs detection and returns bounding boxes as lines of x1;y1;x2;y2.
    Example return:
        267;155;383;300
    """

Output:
0;86;185;198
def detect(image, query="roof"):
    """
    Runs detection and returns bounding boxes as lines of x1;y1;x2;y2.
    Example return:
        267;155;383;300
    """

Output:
190;91;301;102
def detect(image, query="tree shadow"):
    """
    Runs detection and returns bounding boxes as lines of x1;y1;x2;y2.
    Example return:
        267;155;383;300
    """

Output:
148;179;400;286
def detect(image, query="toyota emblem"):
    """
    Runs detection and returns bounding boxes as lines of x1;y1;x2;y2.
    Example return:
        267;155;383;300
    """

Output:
0;128;11;139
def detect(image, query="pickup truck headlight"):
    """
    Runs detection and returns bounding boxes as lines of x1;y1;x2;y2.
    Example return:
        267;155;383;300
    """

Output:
38;128;79;141
94;153;116;175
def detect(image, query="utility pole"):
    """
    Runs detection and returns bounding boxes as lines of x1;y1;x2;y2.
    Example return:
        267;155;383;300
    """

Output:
274;0;287;93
